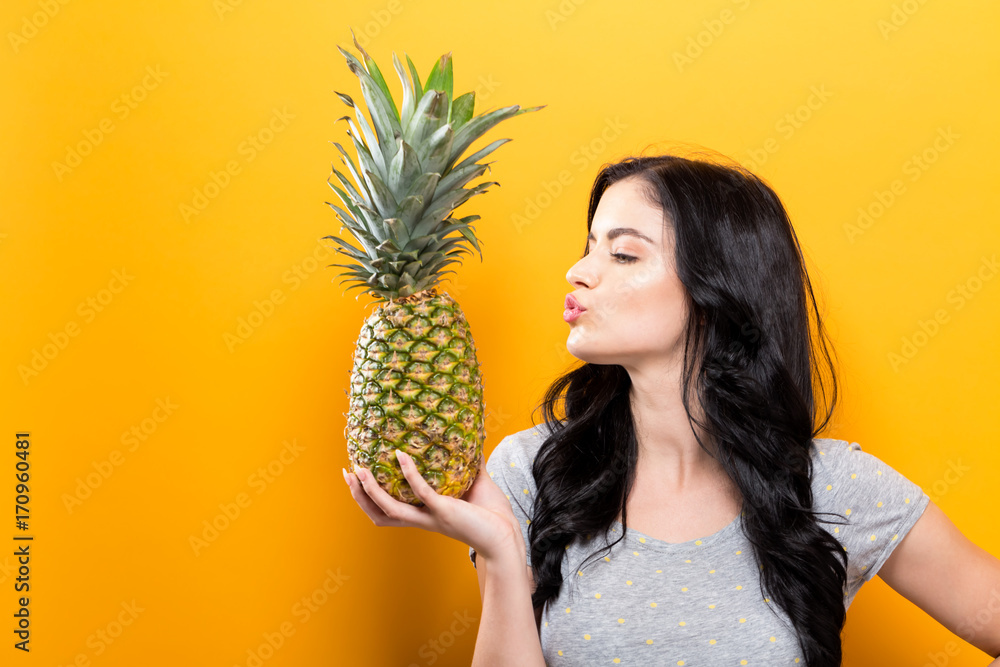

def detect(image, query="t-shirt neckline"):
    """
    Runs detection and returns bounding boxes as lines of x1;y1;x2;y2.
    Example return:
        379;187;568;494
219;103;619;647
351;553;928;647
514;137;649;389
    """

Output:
609;510;743;551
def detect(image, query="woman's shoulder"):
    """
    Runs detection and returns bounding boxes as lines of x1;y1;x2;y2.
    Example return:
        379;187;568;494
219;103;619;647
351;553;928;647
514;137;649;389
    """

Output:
807;436;855;468
806;436;931;602
807;436;916;480
807;436;902;490
808;436;928;507
486;422;557;467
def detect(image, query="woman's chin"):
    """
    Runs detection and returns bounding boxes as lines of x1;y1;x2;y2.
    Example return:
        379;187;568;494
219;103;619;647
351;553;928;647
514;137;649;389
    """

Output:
565;342;612;366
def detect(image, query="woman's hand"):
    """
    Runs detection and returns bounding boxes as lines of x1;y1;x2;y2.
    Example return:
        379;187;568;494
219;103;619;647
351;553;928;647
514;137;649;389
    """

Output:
343;448;523;562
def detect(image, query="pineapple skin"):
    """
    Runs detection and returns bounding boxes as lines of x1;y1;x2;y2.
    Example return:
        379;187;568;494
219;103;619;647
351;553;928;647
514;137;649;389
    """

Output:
344;287;485;506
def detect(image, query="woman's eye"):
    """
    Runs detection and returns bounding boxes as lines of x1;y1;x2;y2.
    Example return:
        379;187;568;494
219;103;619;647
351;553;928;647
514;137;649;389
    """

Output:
611;252;638;264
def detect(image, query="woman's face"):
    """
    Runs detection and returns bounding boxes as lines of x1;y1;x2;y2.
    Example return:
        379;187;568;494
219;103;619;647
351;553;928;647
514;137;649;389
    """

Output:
564;176;691;370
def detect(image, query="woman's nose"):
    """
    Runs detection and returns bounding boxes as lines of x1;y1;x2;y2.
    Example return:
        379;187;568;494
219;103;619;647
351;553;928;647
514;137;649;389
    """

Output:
566;255;593;287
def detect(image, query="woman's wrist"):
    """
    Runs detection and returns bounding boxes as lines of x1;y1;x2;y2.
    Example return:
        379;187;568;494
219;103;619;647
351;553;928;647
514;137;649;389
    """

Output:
478;524;527;568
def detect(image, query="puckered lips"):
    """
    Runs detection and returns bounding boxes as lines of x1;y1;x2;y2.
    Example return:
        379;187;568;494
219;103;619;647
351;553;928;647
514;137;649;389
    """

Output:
564;294;587;322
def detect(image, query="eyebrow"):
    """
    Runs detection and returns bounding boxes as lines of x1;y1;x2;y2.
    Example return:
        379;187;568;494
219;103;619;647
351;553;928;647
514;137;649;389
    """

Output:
586;227;656;246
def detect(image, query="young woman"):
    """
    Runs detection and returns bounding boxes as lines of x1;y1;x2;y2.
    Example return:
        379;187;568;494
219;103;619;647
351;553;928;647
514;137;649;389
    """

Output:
343;154;1000;666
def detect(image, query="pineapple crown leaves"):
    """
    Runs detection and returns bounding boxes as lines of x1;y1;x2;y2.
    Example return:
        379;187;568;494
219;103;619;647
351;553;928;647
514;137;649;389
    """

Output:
324;30;544;302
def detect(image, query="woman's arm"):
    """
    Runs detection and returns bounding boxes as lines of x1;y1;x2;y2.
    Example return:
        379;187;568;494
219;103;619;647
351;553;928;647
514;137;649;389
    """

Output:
476;555;544;635
472;537;545;667
345;447;546;663
877;500;1000;661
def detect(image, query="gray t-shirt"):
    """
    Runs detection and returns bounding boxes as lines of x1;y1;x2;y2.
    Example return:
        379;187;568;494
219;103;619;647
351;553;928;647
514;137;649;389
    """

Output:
469;424;930;665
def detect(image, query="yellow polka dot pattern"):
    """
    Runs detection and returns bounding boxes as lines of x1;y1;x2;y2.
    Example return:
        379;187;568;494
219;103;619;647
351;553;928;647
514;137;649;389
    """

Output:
487;434;925;664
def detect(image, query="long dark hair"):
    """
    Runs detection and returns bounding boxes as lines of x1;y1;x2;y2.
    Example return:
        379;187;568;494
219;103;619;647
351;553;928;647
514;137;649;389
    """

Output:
527;153;849;666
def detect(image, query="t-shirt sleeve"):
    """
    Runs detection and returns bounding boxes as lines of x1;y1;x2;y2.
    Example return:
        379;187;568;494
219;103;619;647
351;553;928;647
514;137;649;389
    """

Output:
468;432;537;569
811;438;930;601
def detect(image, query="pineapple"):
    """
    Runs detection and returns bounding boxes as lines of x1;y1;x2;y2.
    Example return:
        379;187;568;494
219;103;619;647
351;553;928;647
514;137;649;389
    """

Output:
326;36;542;506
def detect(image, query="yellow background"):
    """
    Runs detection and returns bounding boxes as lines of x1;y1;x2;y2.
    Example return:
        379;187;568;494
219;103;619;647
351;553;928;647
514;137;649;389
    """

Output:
2;0;998;664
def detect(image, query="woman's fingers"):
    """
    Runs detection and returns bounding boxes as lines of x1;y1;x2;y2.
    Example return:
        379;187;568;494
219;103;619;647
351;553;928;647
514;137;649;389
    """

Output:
394;449;444;510
352;461;434;530
343;468;401;527
344;455;516;557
